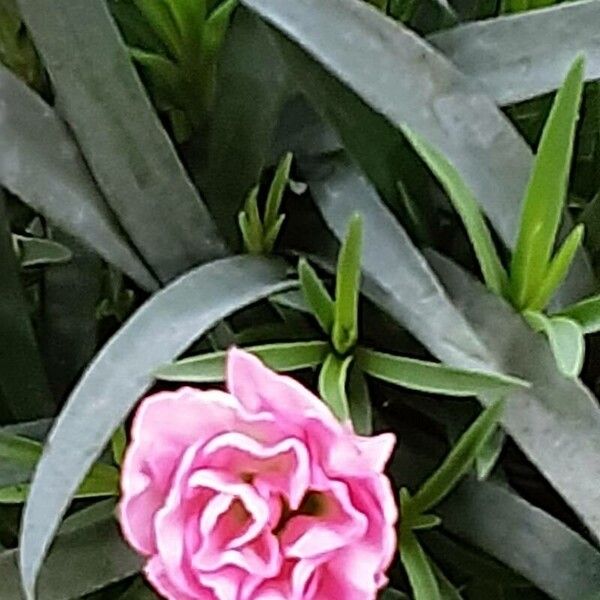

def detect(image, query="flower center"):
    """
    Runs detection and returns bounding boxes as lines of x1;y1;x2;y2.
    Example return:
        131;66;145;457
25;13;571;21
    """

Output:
272;490;327;536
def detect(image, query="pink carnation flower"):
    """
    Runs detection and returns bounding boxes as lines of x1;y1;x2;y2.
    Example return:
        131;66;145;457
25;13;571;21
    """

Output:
119;348;397;599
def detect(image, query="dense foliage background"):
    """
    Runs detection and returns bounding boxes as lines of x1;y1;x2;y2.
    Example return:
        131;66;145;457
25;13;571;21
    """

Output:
2;0;600;598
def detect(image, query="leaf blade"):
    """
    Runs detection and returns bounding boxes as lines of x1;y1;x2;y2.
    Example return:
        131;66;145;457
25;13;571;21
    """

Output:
154;340;328;382
401;529;442;600
356;347;526;397
332;213;363;354
318;353;352;422
401;129;508;296
509;56;585;308
299;258;334;334
558;294;600;334
409;400;505;515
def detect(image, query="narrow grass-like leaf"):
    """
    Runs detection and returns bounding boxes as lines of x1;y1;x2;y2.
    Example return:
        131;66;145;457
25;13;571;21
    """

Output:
475;428;504;481
332;214;363;354
0;65;157;290
524;311;584;378
13;235;73;268
111;426;127;467
0;433;119;504
19;256;291;599
271;289;312;315
347;364;372;435
558;294;600;334
299;258;334;334
133;0;182;58
155;340;329;382
510;56;585;309
240;187;264;254
408;400;505;515
0;433;42;465
356;348;527;396
428;1;600;106
411;514;442;531
18;0;227;282
129;48;184;106
401;528;442;600
264;152;293;232
0;462;119;504
205;0;237;50
263;214;286;253
402;129;508;296
527;224;585;311
318;353;352;422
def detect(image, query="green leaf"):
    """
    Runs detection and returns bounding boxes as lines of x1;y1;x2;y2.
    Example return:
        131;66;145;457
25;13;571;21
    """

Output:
356;347;527;396
111;426;127;467
0;432;42;465
510;56;585;309
475;427;504;481
332;214;363;354
402;129;508;296
299;258;334;334
557;294;600;334
205;0;238;51
154;340;329;382
0;195;54;420
13;235;73;268
429;1;600;105
239;186;264;254
318;353;352;422
407;399;505;516
437;479;600;600
411;514;442;531
400;528;441;600
0;501;142;599
526;224;585;311
0;64;157;291
263;214;286;253
18;0;227;283
524;311;585;378
0;461;119;504
0;432;119;504
133;0;182;58
347;363;372;435
271;289;312;315
19;256;291;599
129;47;185;108
264;152;293;233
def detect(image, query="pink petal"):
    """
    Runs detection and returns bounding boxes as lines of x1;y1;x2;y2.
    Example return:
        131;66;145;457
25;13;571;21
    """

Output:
144;556;210;600
202;432;311;510
280;480;367;559
120;388;242;554
226;349;340;429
